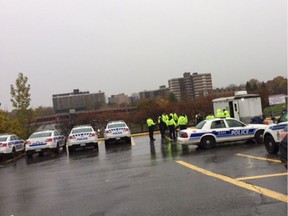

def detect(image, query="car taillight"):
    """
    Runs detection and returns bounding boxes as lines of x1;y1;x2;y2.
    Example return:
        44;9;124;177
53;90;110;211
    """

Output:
105;130;110;134
25;141;31;145
181;132;188;138
89;133;96;137
69;135;75;139
125;128;130;132
45;138;53;142
2;143;8;147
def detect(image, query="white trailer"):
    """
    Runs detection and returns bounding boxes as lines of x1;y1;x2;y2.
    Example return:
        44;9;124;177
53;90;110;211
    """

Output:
212;91;263;124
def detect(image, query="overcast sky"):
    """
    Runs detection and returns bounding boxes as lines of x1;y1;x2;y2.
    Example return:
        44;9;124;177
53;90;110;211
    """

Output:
0;0;286;111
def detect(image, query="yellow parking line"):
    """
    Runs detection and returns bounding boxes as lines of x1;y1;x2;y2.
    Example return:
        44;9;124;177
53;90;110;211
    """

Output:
236;173;288;181
176;160;288;203
236;153;282;163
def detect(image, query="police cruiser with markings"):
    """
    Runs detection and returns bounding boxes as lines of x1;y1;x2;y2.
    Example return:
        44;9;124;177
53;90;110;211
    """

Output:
67;125;98;152
0;134;25;158
177;117;268;149
104;121;131;145
263;111;288;154
25;129;66;158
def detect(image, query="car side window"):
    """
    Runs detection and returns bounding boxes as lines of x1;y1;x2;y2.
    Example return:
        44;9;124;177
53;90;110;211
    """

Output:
54;130;59;136
226;119;245;128
211;120;226;129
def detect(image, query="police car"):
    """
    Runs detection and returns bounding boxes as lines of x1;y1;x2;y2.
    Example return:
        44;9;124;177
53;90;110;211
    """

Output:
67;125;98;152
25;129;66;158
0;134;25;157
104;121;131;145
177;118;268;149
263;111;288;154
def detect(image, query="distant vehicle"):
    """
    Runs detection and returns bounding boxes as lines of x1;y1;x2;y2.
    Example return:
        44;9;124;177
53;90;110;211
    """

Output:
177;118;268;149
263;111;288;154
25;130;66;158
212;91;263;124
0;134;25;158
104;121;131;145
67;125;98;152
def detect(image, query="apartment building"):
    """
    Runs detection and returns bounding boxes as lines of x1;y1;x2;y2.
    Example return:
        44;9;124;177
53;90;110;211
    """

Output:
52;89;105;113
139;85;169;100
168;72;213;100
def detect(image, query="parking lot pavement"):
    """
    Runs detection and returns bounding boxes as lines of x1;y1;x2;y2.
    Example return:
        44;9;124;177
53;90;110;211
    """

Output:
176;159;288;203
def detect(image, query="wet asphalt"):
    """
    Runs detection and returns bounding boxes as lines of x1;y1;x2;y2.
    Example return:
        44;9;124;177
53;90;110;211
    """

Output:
0;134;287;216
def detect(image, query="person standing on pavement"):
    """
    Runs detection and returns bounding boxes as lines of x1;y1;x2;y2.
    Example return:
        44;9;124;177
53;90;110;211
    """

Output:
167;115;177;140
158;115;166;138
178;114;187;130
147;117;156;141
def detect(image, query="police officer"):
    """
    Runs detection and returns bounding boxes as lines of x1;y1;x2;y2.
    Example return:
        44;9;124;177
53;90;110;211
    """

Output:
223;109;230;118
167;115;177;140
158;115;166;138
147;117;156;141
216;109;224;118
178;114;188;130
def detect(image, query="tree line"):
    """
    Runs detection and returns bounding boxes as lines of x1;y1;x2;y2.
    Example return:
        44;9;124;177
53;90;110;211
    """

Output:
0;73;287;138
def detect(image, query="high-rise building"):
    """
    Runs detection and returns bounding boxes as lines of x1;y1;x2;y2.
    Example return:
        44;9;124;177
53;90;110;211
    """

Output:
168;72;213;100
139;85;169;100
52;89;105;113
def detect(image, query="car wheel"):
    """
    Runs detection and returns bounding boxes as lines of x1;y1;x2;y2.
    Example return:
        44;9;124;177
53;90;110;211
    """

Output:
264;135;279;154
200;136;215;149
93;143;99;150
11;147;16;158
53;144;60;154
254;130;264;144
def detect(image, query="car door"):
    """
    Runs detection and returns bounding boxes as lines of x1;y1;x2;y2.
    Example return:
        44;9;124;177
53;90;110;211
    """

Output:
210;120;230;143
225;119;251;141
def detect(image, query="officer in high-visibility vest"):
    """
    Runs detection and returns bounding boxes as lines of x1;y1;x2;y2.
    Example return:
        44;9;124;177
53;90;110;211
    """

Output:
223;109;230;118
167;115;177;140
178;114;187;130
147;117;156;141
216;109;224;118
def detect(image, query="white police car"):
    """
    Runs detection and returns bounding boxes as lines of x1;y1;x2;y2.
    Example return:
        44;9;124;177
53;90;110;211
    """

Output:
263;111;288;154
67;125;98;152
177;118;268;149
104;121;131;145
25;129;66;158
0;134;25;157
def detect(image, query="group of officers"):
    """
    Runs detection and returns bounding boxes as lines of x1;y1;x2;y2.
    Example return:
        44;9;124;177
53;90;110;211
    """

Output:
146;113;188;141
146;109;231;142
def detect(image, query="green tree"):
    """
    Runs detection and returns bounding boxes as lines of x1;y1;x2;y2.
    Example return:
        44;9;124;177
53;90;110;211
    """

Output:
10;73;31;138
10;72;31;110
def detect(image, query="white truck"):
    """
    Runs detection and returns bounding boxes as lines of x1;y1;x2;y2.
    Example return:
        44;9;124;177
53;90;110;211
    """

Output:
212;91;263;124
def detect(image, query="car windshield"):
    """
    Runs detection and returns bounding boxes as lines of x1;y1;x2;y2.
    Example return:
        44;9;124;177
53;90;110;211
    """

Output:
195;121;206;129
0;137;8;142
278;112;288;123
72;128;93;134
30;132;52;138
108;123;126;129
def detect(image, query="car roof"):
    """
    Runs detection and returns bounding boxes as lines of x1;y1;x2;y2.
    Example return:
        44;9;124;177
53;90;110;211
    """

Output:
73;124;93;128
32;130;56;134
107;120;126;124
0;133;13;137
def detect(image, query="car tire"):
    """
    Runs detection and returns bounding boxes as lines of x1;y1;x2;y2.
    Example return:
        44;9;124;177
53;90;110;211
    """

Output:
254;130;264;144
53;144;60;154
93;143;99;150
200;136;215;149
264;135;279;154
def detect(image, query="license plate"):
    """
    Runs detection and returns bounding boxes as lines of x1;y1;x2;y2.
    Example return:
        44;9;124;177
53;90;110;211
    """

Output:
35;149;41;152
116;137;121;140
80;143;86;146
